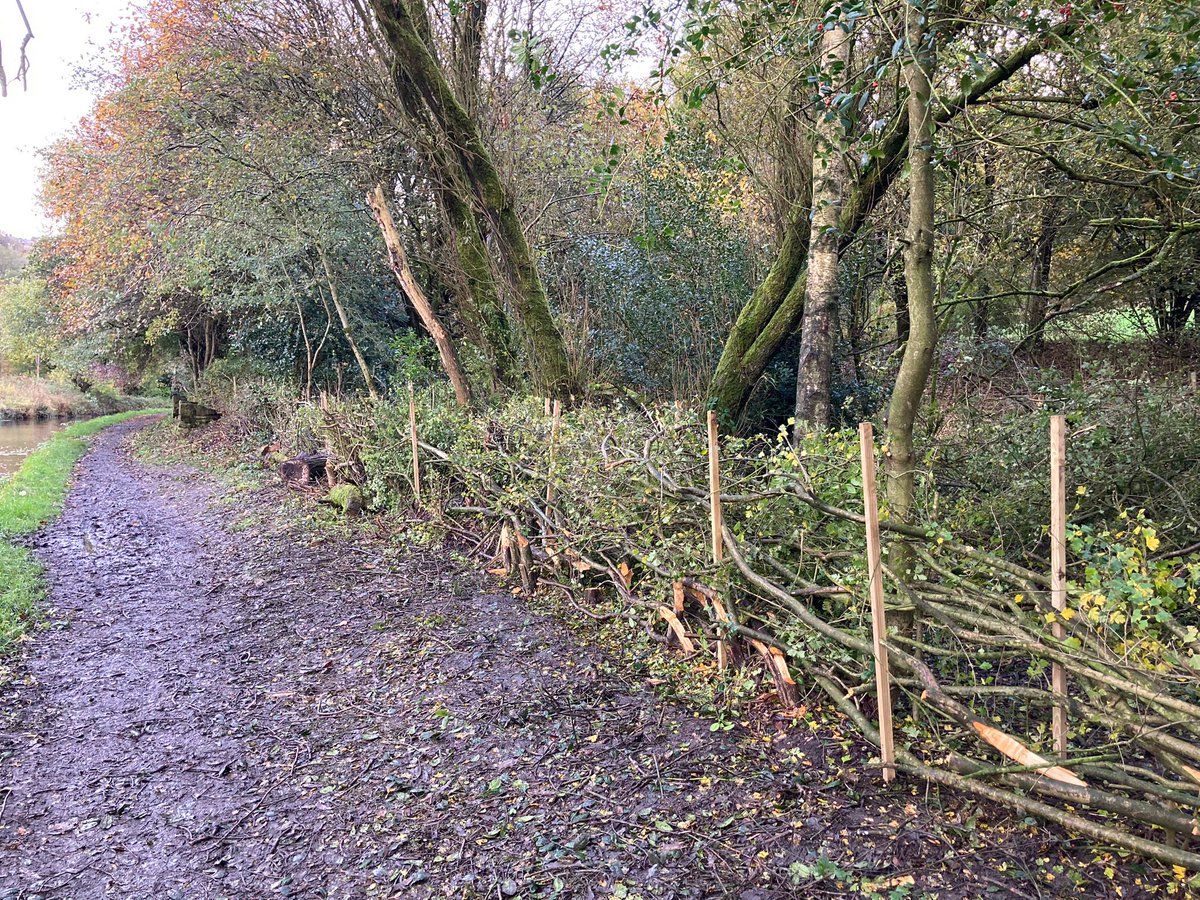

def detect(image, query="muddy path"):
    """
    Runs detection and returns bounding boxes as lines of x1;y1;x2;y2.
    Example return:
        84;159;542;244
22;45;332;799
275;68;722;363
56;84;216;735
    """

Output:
0;420;1148;898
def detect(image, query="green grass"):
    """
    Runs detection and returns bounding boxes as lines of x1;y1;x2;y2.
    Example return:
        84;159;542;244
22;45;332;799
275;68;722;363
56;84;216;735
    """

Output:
0;409;168;654
0;542;41;656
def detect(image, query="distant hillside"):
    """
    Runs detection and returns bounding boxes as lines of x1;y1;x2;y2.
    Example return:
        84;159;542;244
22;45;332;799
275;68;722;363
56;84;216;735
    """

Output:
0;232;31;277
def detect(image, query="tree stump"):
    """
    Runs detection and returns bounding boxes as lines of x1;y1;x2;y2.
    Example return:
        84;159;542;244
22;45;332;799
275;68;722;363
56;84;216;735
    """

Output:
279;453;329;486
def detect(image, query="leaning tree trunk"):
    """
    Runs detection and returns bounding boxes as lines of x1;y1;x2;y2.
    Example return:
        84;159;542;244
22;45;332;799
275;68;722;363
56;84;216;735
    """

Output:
367;182;472;407
708;214;811;425
885;0;937;635
709;119;909;426
369;0;576;397
376;46;518;391
794;14;852;436
315;243;380;401
439;177;520;388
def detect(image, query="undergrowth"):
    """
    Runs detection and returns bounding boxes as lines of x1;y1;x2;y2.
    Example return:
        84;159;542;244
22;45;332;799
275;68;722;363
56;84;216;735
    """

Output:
0;409;167;656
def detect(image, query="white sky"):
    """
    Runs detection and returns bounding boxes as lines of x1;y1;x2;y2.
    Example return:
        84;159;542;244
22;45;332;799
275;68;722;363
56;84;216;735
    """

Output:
0;1;655;239
0;0;133;238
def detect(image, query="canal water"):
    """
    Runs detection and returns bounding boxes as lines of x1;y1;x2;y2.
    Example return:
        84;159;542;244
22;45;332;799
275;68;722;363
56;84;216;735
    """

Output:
0;419;69;479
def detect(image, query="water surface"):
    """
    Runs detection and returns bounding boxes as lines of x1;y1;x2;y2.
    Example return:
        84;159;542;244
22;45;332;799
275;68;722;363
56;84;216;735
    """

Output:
0;419;69;478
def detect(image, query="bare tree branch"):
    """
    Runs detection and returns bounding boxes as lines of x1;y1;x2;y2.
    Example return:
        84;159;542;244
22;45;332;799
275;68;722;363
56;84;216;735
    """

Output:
0;0;34;98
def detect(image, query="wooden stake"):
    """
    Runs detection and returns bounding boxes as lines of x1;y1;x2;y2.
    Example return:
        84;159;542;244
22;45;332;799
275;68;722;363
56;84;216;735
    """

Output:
707;410;724;565
859;422;895;783
546;399;562;508
1190;371;1197;394
408;382;421;504
1050;414;1068;757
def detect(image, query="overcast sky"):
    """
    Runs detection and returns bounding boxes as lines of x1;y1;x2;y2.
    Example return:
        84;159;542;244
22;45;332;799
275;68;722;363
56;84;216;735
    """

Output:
0;0;133;238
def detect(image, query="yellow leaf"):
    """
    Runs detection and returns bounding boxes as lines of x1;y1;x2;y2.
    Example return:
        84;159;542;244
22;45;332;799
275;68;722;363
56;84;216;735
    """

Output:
1060;607;1076;621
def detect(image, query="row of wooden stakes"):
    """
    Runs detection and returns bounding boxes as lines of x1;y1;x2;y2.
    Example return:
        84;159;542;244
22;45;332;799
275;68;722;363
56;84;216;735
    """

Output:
404;388;1078;788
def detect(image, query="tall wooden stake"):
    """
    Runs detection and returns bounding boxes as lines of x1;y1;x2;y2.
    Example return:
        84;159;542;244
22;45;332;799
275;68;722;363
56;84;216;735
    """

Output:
546;400;562;506
409;382;422;504
545;400;562;543
1050;414;1068;756
707;410;724;564
859;422;895;783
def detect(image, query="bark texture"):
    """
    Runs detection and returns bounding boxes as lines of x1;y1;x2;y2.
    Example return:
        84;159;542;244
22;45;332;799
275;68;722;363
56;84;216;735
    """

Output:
439;180;520;388
706;21;1079;426
885;0;937;632
794;19;852;435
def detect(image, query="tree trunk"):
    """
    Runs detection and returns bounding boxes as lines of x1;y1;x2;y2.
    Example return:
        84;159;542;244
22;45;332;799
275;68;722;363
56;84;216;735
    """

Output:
709;123;907;425
315;243;380;401
439;179;520;388
180;312;223;388
297;299;315;400
367;182;473;407
970;156;997;342
794;15;852;436
369;0;576;397
1025;196;1059;350
450;0;485;118
708;213;812;425
885;0;937;635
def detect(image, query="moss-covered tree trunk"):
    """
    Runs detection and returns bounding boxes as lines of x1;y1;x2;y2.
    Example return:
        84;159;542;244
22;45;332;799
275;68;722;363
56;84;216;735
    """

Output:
708;215;811;425
438;179;520;389
794;14;852;435
884;0;937;634
369;0;576;397
709;128;906;426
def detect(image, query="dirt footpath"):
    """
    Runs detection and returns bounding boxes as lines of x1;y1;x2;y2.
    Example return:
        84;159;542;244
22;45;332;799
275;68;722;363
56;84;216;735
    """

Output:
0;421;1145;898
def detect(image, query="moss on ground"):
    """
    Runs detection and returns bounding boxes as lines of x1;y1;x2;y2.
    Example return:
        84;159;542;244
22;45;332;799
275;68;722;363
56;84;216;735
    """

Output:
328;483;363;516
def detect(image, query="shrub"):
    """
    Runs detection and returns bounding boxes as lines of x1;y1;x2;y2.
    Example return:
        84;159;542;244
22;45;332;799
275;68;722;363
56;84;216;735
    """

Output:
934;365;1200;559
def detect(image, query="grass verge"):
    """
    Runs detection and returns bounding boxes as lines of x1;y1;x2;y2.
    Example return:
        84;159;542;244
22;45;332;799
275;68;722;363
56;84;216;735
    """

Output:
0;409;168;654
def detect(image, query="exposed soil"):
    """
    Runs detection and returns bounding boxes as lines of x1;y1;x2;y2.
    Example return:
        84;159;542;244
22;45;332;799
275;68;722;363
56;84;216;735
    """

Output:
0;420;1167;898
